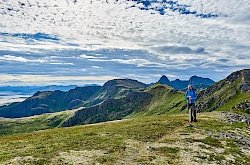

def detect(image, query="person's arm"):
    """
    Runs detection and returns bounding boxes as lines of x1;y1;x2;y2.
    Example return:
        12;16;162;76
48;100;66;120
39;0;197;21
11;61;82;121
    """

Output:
185;91;189;100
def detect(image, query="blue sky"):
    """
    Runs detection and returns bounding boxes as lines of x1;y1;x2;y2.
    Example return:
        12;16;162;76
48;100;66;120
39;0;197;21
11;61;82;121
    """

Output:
0;0;249;86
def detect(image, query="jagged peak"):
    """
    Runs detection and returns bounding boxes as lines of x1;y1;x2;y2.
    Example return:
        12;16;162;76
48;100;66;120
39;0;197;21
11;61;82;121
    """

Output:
158;75;171;84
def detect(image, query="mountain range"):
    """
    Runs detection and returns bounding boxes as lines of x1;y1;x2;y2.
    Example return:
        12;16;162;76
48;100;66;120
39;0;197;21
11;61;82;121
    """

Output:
158;75;214;90
0;75;212;96
0;85;99;95
1;73;213;119
0;69;249;127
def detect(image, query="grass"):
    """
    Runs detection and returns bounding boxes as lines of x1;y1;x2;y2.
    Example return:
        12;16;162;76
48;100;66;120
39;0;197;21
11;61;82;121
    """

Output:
196;75;250;116
129;84;187;118
0;111;249;164
0;110;76;137
217;92;250;109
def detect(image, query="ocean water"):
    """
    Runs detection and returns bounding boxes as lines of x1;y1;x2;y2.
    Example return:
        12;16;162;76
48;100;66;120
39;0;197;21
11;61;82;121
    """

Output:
0;93;31;106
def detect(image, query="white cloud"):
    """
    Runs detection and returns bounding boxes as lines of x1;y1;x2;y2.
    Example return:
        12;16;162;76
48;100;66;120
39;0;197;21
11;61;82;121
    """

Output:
50;62;74;65
88;58;167;68
0;55;46;63
0;74;117;86
92;66;102;69
0;0;249;84
80;54;105;59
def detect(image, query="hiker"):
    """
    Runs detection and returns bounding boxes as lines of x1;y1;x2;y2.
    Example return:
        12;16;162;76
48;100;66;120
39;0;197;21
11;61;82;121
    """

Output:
185;85;197;122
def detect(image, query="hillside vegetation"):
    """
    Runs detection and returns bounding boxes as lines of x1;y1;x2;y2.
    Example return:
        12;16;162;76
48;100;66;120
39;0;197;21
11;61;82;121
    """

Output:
0;110;76;136
196;69;250;116
129;83;187;117
0;86;101;118
63;83;186;127
0;112;249;165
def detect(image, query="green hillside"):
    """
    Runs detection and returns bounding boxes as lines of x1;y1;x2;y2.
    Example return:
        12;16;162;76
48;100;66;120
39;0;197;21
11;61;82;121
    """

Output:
196;69;250;116
0;112;249;165
89;78;147;101
0;86;101;118
0;79;147;118
62;83;187;127
0;110;76;136
129;83;187;117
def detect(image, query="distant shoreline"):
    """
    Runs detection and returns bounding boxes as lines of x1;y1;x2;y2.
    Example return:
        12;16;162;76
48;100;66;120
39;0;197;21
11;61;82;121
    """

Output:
0;94;31;106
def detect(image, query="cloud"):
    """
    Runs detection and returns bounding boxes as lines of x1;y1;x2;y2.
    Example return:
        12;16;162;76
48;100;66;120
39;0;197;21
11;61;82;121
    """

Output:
80;54;105;59
92;66;102;69
0;0;249;85
0;74;117;86
0;55;46;63
50;62;74;65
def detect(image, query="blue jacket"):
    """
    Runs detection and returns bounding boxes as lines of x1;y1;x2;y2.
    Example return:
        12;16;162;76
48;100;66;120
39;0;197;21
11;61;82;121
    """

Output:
185;89;197;104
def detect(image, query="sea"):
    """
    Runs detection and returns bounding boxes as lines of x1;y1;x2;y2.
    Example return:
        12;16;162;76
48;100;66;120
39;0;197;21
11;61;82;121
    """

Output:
0;92;31;106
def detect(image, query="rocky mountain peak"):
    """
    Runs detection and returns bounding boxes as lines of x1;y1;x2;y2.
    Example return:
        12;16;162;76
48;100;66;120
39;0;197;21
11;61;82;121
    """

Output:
158;75;171;85
189;75;214;86
158;75;214;90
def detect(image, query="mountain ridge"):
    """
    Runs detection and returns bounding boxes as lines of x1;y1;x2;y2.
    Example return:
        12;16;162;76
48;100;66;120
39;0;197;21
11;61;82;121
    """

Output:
0;79;147;118
0;69;249;125
158;75;215;90
196;69;250;113
0;86;102;118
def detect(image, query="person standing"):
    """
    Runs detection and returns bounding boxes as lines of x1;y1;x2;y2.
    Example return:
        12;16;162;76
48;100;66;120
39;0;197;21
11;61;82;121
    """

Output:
185;85;197;122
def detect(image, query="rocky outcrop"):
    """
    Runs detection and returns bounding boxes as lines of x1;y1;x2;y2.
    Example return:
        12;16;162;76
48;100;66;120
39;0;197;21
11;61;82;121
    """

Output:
221;112;250;125
239;69;250;92
231;100;250;112
196;69;250;112
210;131;250;148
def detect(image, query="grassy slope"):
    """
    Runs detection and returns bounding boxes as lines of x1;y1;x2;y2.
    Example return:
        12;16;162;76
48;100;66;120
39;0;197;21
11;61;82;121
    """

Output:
0;110;76;136
129;84;187;118
0;112;249;165
196;72;250;116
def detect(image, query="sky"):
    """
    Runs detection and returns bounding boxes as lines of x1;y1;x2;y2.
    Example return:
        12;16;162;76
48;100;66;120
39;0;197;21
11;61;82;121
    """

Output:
0;0;249;86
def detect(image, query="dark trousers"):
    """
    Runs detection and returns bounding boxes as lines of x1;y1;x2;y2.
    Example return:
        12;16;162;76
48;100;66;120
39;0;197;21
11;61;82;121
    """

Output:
188;103;197;122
